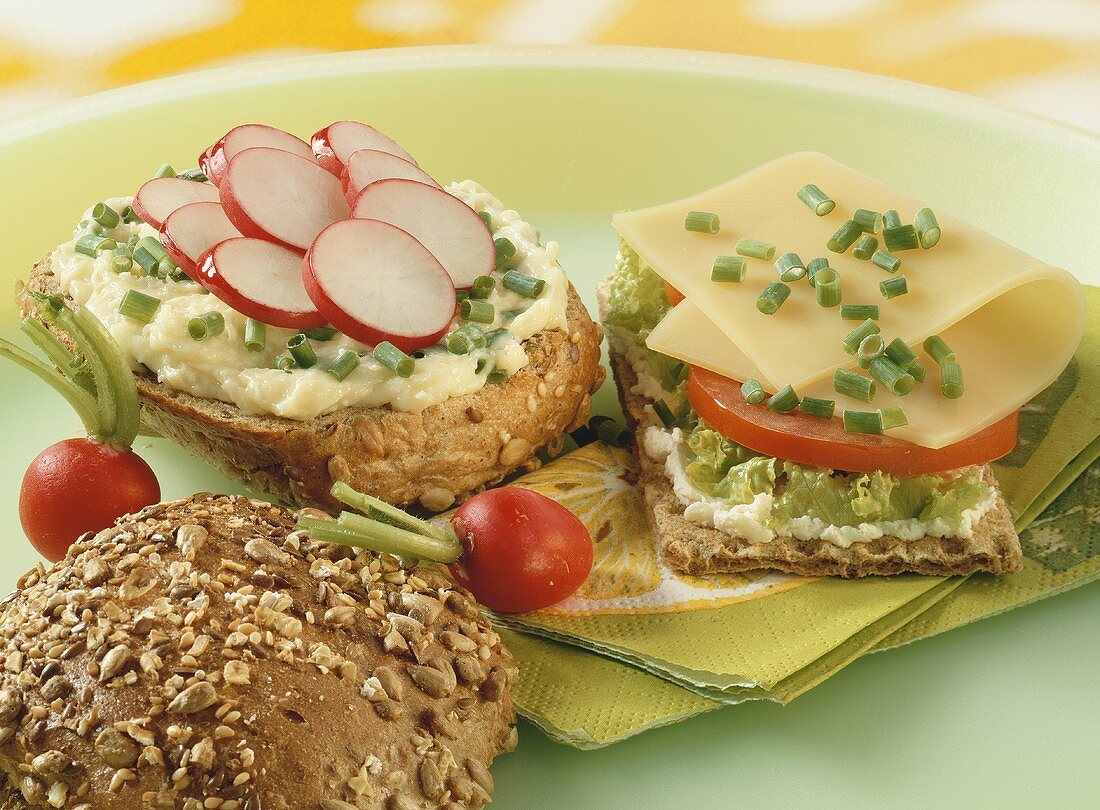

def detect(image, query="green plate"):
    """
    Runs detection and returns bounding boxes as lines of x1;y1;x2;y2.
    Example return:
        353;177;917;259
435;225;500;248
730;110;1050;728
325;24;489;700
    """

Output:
1;47;1097;807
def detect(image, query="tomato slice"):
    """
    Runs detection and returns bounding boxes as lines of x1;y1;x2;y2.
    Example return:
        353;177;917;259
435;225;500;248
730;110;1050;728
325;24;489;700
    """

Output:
687;367;1018;475
664;281;685;306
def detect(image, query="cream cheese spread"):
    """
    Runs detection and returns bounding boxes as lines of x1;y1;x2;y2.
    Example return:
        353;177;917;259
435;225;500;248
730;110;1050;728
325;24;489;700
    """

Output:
51;181;568;420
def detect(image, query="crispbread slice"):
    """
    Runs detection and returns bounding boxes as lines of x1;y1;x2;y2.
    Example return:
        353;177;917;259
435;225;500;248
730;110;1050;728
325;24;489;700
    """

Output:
597;278;1023;579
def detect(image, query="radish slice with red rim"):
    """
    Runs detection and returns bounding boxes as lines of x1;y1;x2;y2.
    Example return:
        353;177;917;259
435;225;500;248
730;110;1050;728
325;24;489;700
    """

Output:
132;177;220;230
197;238;326;329
304;219;455;352
340;149;440;206
200;124;315;187
159;202;240;276
351;179;493;289
220;147;349;251
312;121;417;176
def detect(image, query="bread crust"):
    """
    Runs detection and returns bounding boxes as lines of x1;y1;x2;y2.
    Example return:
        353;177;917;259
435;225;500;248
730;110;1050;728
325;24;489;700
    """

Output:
597;279;1023;579
0;494;517;808
22;254;603;513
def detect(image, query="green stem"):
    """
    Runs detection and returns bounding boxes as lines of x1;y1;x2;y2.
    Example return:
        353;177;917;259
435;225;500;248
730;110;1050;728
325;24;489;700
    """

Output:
0;338;100;435
297;515;462;564
72;307;139;447
19;317;91;393
330;480;449;542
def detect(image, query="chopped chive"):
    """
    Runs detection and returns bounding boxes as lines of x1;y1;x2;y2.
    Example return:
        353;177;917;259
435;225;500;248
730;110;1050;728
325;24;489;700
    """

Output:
857;334;885;367
593;417;631;447
665;361;689;390
879;405;909;430
244;318;266;352
880;275;909;300
117;290;160;324
842;318;880;354
187;311;224;341
741;378;766;405
941;361;964;399
909;361;927;382
923;335;956;365
91;202;120;229
799;396;835;419
915;208;941;248
122;205;140;224
868;356;915;396
326;349;360;381
478;211;493;231
132;236;167;273
460;298;495;324
872;250;902;274
303;327;338;341
711;255;746;283
446;323;485;355
156;255;178;278
455;290;469;304
774;252;806;282
470;275;496;299
734;238;776;260
653;398;677;428
806;257;829;287
833;367;876;402
756;282;791;315
843;409;883;435
882;210;902;230
154;163;176;178
483;327;510;346
74;234;116;257
841;304;879;321
274;352;297;372
853;209;882;233
852;235;878;260
373;341;414;377
883;224;919;252
501;270;545;298
493;237;516;270
766;384;799;413
814;266;842;308
827;220;862;253
111;253;133;274
286;334;317;368
796;184;835;216
684;210;720;234
487;367;509;384
177;168;208;182
884;337;918;369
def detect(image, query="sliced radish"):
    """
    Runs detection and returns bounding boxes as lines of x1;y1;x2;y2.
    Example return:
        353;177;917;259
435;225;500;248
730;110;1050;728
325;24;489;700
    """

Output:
220;147;349;251
304;219;454;352
311;121;417;176
132;177;220;230
351;179;493;289
197;238;326;329
159;202;240;276
199;124;315;187
341;149;440;206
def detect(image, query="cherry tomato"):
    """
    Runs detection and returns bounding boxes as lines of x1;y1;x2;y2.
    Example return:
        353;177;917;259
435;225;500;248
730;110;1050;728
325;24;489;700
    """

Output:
18;438;161;562
688;366;1018;476
449;488;593;613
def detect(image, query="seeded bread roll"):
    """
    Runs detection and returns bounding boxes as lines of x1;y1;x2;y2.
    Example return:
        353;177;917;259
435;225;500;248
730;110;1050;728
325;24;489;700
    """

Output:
22;256;604;514
0;494;517;809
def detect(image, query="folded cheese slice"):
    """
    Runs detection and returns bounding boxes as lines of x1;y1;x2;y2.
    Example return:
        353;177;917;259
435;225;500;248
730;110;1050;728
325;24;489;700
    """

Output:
618;152;1086;450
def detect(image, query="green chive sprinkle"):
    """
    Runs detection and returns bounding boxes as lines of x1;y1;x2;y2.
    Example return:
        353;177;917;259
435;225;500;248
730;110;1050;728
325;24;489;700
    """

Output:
872;250;902;274
286;334;317;368
882;210;902;230
711;255;746;283
274;353;297;372
841;304;879;321
915;207;941;248
74;234;115;257
799;396;835;419
154;163;176;179
303;327;338;341
118;290;161;324
177;168;208;182
883;224;919;252
842;318;881;354
594;417;631;448
806;257;830;287
244;318;266;352
487;368;509;384
446;323;485;355
880;275;909;300
665;360;689;390
187;311;224;341
879;405;909;431
756;282;791;315
156;255;178;279
814;266;842;308
909;361;927;382
853;209;883;233
941;361;964;399
373;341;414;377
843;409;883;435
478;211;493;231
923;335;956;365
796;184;835;216
493;237;516;270
857;334;885;366
326;349;360;381
741;379;766;405
827;220;862;253
122;205;140;224
834;368;876;402
852;235;878;260
766;384;799;413
653;399;677;428
884;337;918;370
684;210;720;234
91;202;120;229
483;327;510;346
111;254;133;274
774;252;806;282
455;290;469;304
735;238;776;260
470;275;496;299
132;236;167;274
460;298;495;324
501;270;545;298
868;356;916;396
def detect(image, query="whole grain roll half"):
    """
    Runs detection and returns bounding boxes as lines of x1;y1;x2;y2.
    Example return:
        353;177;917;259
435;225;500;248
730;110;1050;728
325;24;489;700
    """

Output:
0;495;517;808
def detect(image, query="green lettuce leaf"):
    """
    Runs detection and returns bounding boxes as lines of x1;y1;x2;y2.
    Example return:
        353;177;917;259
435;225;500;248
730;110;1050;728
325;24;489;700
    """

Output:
773;463;862;526
603;239;670;343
